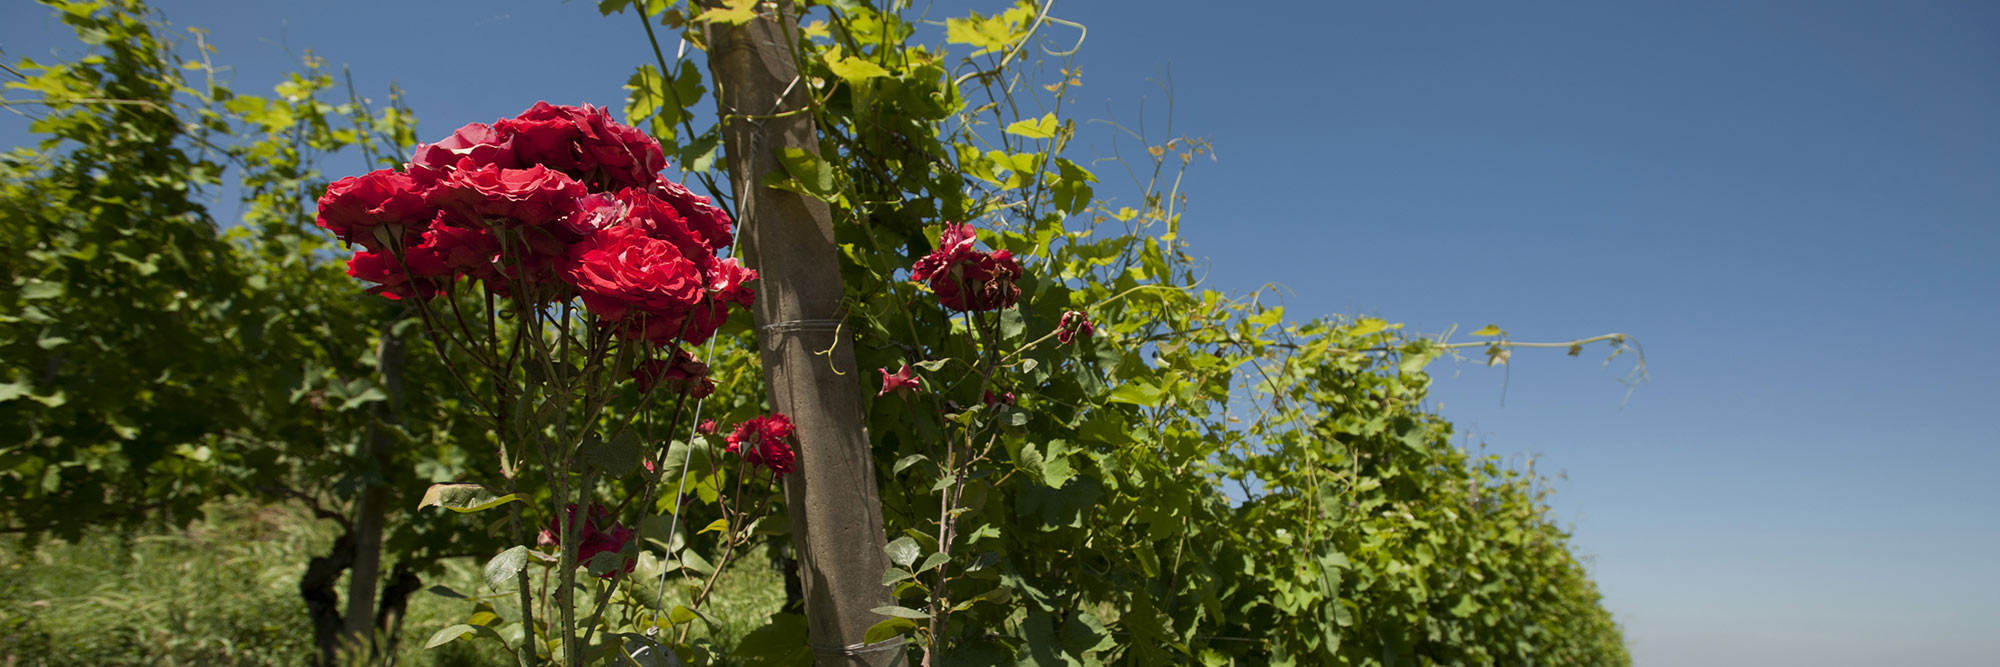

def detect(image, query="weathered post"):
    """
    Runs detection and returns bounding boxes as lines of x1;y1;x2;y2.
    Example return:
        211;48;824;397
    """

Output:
703;3;904;665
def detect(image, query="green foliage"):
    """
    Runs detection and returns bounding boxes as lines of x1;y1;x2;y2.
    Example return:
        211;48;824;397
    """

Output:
0;0;500;564
596;0;1635;664
1;0;265;537
0;0;1632;664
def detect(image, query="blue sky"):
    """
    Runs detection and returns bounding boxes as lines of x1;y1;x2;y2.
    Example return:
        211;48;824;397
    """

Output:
5;1;1996;665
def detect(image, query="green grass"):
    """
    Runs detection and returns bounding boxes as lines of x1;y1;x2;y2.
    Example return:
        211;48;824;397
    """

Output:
0;500;788;666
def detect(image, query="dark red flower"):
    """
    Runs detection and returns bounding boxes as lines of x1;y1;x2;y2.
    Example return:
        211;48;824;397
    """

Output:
498;102;665;192
707;258;758;307
536;504;635;578
345;226;462;300
428;163;586;228
911;223;1023;312
697;419;718;435
315;169;434;251
982;389;1016;406
878;364;922;398
559;192;627;240
651;177;734;251
1057;310;1095;345
607;188;717;269
563;226;704;322
411;121;518;172
725;414;797;475
630;347;714;398
423;225;501;280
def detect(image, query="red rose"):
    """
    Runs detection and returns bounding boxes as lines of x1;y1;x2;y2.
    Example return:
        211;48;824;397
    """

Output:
428;163;585;228
878;363;922;398
498;102;665;192
423;225;501;280
411;121;518;172
559;192;626;240
680;298;733;346
911;223;1023;312
562;189;725;273
610;188;716;270
630;347;714;398
725;414;796;475
315;169;434;251
651;177;734;251
536;504;635;578
563;226;704;322
707;258;757;307
346;246;449;301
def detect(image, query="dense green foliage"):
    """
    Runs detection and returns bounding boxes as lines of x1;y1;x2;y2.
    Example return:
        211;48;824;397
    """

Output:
0;0;501;550
1;1;508;661
2;0;1630;664
581;1;1633;664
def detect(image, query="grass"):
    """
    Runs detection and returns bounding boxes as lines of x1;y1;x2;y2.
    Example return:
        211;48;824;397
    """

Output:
0;500;788;666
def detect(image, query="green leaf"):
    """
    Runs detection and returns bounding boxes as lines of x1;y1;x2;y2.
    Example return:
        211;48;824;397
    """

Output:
1471;324;1504;337
418;483;519;513
624;65;664;125
1051;158;1096;214
884;536;919;568
1040;439;1076;487
863;617;918;644
426;585;468;599
424;624;475;649
669;605;698;625
1005;113;1058;140
681;129;721;174
827;52;891;86
0;380;32;404
679;549;717;576
17;280;61;300
1398;342;1441;375
697;0;759;25
916;552;950;573
893;454;929;474
586;550;628;578
1450;595;1481;617
771;146;837;199
1105;381;1164;407
583;430;642;478
871;605;931;620
483;546;530;591
338;387;387;411
699;518;728;535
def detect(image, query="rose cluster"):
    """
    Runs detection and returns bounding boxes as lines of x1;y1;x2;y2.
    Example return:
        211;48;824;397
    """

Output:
537;503;635;578
316;102;753;348
724;414;797;476
910;222;1023;312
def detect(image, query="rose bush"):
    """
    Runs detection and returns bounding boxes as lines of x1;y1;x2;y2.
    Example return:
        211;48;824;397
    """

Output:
317;102;757;353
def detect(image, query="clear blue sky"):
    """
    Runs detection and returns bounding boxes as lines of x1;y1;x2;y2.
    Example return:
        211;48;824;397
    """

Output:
5;1;1996;665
